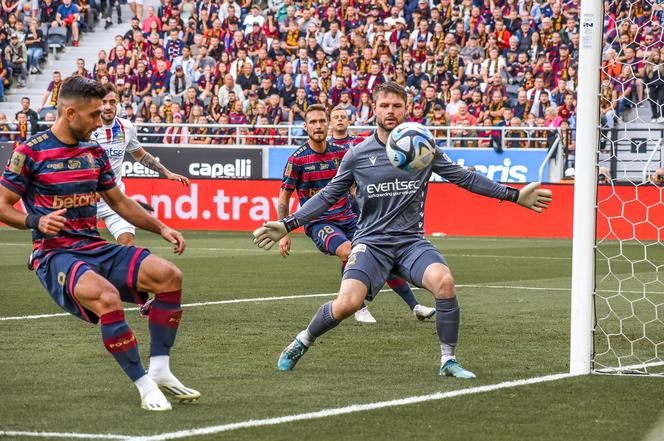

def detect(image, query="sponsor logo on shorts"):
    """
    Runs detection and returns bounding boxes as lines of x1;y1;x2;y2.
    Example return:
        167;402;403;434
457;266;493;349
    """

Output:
52;192;97;209
57;272;66;286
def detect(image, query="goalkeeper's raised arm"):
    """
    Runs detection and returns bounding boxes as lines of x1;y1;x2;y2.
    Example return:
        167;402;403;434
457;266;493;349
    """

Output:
431;149;553;213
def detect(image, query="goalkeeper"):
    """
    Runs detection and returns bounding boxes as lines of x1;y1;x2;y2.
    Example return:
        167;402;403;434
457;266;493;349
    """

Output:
254;82;553;378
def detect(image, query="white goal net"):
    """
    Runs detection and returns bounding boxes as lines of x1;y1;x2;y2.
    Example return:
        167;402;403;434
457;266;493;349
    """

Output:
591;0;664;376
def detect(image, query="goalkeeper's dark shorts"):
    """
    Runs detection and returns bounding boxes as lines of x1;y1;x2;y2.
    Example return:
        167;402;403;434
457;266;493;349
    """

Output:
342;236;447;300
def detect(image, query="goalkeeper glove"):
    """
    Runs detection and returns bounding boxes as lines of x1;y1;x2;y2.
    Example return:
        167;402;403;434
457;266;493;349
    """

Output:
505;182;553;213
253;215;301;250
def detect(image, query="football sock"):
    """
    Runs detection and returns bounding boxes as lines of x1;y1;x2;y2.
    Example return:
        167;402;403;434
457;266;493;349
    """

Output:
301;301;341;346
436;297;459;362
134;374;159;396
387;277;418;310
101;310;145;381
149;290;182;357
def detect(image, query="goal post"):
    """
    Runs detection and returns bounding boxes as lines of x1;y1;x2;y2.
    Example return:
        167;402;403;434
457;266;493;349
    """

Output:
569;0;603;376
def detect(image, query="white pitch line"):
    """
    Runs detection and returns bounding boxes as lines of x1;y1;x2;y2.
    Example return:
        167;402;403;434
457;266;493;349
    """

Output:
0;284;568;322
128;372;577;441
6;283;664;322
0;431;132;440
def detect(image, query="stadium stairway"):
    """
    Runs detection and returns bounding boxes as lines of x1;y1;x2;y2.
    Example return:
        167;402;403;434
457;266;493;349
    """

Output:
3;8;131;118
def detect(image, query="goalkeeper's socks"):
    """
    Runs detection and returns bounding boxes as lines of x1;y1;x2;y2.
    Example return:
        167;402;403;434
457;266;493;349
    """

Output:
387;277;418;310
101;310;146;381
149;290;183;357
303;301;341;344
435;297;460;354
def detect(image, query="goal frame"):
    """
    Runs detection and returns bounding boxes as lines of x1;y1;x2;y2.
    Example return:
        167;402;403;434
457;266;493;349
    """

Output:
569;0;604;375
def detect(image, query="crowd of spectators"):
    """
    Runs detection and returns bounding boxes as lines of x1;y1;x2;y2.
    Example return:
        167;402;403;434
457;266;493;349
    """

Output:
0;0;110;99
2;0;663;147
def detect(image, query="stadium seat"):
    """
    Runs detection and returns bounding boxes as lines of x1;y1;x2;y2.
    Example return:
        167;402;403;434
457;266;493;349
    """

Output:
47;27;67;59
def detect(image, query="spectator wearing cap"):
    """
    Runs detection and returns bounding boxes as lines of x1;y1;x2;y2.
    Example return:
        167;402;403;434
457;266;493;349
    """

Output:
170;65;191;105
163;113;189;144
5;33;27;87
408;103;426;124
350;75;369;108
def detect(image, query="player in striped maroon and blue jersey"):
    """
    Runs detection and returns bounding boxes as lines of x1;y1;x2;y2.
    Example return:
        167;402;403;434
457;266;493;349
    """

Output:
0;76;199;411
277;104;436;324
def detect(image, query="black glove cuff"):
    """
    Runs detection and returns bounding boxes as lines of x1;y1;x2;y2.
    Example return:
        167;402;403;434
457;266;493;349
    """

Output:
282;215;301;233
504;187;520;203
25;214;42;230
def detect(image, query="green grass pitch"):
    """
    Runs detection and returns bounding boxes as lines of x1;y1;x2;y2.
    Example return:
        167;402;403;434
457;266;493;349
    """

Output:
0;229;662;441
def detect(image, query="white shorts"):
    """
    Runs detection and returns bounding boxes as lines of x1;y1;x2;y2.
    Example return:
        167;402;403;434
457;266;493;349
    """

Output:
128;0;144;5
97;199;136;240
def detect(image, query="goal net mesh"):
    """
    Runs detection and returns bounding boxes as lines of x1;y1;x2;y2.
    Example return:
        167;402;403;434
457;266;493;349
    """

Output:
593;1;664;376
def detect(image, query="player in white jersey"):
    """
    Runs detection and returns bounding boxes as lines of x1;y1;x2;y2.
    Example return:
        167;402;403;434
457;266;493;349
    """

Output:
93;83;190;246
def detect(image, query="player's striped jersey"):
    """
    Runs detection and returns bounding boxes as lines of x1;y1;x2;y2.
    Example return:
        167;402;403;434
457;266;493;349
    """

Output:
0;130;116;265
327;135;363;150
91;117;140;187
281;141;356;228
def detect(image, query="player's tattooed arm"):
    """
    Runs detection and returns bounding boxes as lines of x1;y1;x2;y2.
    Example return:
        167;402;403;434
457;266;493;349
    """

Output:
277;189;293;220
277;188;294;258
137;151;169;175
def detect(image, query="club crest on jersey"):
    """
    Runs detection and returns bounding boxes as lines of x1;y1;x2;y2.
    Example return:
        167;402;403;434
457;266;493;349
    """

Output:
83;153;94;168
8;151;26;174
116;132;125;143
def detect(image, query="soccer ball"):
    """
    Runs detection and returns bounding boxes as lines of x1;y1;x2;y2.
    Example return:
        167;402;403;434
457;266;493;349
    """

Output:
386;122;436;172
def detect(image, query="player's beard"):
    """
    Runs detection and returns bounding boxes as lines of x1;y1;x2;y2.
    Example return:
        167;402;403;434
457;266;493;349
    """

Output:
376;112;402;133
101;110;116;126
308;132;326;144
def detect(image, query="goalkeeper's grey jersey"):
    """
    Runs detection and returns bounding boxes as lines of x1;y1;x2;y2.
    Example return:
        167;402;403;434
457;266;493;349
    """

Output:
294;134;511;243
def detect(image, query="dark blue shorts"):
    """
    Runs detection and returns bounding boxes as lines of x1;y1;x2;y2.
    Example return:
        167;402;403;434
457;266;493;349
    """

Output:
35;243;151;324
306;217;358;256
342;236;447;300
